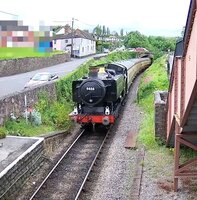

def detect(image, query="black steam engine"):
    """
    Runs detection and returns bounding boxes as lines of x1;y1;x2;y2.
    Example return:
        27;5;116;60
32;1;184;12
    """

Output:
69;58;152;126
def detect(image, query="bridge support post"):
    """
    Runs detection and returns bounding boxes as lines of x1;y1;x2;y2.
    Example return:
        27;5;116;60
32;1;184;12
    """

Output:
174;121;181;192
173;120;197;192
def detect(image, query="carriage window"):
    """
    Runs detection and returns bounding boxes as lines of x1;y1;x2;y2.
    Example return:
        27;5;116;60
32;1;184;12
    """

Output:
107;64;124;74
116;67;123;74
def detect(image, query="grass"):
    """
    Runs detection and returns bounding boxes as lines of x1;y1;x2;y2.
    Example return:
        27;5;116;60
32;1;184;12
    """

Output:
137;55;197;170
0;47;64;60
138;56;169;148
5;119;56;137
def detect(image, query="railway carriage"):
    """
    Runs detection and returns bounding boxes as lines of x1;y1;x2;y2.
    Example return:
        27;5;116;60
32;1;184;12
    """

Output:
69;57;152;127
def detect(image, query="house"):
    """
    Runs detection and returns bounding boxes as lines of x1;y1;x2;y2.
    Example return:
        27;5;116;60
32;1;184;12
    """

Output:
53;26;96;57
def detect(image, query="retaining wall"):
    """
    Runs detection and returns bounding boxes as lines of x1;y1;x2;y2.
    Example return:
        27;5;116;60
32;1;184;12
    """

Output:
42;130;69;156
0;137;44;200
0;82;57;125
154;91;168;141
0;53;70;77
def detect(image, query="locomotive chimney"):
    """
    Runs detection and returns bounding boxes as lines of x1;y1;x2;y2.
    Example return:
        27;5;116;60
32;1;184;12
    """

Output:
89;67;99;78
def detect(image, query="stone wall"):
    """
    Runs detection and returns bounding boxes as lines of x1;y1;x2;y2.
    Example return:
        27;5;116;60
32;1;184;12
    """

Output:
0;53;70;77
0;82;57;125
0;138;44;200
154;91;168;141
42;130;68;156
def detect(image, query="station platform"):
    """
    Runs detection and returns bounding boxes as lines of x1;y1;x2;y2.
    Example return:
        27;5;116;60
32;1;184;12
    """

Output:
0;136;44;199
0;136;41;172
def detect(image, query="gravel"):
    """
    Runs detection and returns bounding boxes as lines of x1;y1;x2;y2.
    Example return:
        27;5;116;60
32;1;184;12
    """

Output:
81;75;144;200
80;74;197;200
15;72;197;200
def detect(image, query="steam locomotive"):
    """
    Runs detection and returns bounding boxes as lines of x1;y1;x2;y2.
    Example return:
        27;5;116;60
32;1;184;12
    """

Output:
69;57;152;127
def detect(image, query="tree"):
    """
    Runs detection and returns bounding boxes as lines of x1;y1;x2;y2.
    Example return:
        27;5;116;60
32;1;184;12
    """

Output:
93;25;102;36
107;27;110;36
124;31;149;48
102;25;106;36
120;29;124;37
124;31;176;59
112;31;119;37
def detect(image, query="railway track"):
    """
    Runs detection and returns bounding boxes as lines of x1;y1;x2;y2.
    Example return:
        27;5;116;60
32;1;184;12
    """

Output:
29;128;108;200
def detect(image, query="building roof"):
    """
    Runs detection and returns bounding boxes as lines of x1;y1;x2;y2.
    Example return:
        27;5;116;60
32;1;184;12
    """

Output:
183;0;196;57
174;40;183;57
53;28;95;41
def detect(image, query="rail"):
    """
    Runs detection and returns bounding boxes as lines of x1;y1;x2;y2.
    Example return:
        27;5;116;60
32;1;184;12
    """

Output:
29;129;109;200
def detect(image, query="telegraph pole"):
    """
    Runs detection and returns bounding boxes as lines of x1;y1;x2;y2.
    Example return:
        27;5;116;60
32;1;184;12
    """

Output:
71;17;74;57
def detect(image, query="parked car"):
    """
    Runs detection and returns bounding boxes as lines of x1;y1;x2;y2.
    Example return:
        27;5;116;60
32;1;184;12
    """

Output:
24;72;58;89
103;48;110;53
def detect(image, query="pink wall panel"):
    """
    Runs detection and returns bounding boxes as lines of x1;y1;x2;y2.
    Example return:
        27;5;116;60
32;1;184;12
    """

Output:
184;12;197;112
177;58;182;117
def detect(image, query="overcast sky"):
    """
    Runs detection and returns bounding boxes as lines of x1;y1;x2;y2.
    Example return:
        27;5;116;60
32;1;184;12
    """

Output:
0;0;191;36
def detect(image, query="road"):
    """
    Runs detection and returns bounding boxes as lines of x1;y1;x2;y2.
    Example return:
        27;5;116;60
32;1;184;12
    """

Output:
0;57;92;98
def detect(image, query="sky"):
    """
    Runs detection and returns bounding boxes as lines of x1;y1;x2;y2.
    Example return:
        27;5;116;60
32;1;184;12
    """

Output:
0;0;191;37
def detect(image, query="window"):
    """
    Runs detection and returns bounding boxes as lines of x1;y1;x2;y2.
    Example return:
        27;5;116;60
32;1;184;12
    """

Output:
65;39;68;43
82;47;84;52
54;39;56;44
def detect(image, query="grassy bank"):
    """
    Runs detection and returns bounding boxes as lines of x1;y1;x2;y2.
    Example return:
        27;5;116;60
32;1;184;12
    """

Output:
137;56;197;166
137;56;169;148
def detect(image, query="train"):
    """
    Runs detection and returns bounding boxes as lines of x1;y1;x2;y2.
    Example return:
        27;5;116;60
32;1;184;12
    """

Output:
69;57;152;128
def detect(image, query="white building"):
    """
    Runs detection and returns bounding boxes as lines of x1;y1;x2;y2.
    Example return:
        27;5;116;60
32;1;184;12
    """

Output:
53;28;96;57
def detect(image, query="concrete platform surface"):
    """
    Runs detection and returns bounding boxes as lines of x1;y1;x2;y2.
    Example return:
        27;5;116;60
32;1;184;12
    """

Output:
0;136;42;174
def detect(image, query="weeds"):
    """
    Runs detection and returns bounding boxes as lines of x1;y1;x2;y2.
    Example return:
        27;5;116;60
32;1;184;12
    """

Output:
137;56;169;148
5;119;55;137
0;127;6;138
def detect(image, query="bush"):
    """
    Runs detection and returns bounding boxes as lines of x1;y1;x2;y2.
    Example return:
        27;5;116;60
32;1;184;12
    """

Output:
0;127;6;139
56;60;91;102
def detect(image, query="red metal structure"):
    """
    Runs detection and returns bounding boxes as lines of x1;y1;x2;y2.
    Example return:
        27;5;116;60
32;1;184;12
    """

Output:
166;0;197;191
